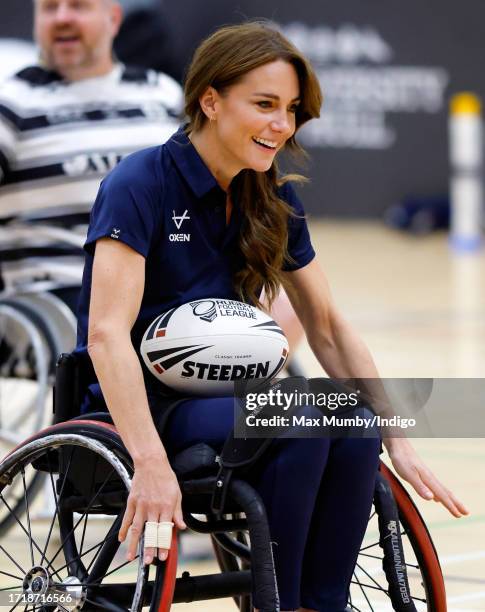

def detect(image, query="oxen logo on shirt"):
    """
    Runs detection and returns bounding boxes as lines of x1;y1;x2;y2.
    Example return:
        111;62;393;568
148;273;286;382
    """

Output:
172;209;190;229
170;209;191;242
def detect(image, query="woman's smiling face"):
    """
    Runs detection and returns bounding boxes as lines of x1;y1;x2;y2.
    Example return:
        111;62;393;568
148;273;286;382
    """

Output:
206;60;301;174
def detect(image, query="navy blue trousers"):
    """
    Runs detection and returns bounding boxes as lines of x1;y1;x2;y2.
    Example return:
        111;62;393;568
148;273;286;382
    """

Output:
156;397;381;612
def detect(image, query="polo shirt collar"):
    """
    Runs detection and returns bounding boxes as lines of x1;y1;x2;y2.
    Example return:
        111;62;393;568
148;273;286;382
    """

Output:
166;127;219;198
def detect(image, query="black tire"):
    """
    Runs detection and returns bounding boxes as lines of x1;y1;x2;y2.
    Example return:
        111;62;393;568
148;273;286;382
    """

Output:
0;468;45;539
0;423;152;611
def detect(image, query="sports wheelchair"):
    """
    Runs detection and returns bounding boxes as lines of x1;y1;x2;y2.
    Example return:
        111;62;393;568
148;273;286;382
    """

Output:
0;353;447;611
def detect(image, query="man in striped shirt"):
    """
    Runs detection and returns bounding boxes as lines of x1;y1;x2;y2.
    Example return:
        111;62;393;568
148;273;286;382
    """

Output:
0;0;182;220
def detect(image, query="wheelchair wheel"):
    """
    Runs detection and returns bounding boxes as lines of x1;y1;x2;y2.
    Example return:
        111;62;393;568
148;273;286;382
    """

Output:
13;292;77;356
348;462;446;612
211;461;446;612
0;303;51;438
0;426;150;610
0;302;57;536
1;296;65;375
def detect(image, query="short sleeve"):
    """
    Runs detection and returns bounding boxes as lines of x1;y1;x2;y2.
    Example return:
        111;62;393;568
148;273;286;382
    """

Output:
84;147;162;257
279;182;316;271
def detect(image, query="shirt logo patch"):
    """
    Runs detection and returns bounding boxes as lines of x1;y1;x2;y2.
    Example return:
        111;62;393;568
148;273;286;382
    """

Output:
111;227;121;239
170;209;191;241
172;209;190;229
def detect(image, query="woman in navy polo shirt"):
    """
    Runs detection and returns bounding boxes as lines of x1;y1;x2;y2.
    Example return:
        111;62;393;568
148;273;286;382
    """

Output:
78;22;468;612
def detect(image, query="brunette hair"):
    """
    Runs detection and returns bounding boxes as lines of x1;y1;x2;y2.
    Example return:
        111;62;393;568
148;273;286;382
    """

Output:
184;22;322;308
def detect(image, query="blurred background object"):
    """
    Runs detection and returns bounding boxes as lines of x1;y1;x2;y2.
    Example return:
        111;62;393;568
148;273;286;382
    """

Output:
0;39;37;81
114;0;183;81
0;0;33;40
384;195;450;235
449;92;483;250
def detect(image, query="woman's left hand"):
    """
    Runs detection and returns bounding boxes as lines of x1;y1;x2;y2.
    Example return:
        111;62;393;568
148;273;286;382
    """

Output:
386;438;469;517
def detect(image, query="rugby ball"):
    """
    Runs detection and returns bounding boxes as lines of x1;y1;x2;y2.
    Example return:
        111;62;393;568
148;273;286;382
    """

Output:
140;298;289;396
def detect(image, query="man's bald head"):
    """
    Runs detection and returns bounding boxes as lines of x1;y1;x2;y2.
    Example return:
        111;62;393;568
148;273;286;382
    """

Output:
33;0;123;81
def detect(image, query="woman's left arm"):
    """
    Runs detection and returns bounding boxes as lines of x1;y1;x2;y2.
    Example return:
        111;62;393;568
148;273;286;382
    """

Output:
285;259;469;518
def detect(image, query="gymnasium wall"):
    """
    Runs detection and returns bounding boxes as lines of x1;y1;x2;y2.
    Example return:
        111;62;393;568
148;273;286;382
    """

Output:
3;0;485;217
163;0;485;217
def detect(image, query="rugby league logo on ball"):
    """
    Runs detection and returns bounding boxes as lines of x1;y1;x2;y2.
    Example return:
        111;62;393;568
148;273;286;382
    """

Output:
190;300;217;322
140;299;289;396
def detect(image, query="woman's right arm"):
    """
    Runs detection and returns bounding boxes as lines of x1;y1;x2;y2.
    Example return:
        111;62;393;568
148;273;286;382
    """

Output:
87;237;186;565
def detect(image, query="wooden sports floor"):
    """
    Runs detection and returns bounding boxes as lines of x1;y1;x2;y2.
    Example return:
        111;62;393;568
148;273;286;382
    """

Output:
0;221;484;610
293;220;485;611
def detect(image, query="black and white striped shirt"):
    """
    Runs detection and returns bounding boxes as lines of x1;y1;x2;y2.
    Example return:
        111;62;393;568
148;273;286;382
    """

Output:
0;64;182;219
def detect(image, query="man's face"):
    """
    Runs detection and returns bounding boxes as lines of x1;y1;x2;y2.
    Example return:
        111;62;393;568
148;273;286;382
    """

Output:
34;0;122;79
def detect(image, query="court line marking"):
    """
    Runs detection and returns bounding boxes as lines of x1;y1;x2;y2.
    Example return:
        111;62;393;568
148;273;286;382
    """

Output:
441;550;485;565
445;574;485;586
448;589;485;604
424;514;485;531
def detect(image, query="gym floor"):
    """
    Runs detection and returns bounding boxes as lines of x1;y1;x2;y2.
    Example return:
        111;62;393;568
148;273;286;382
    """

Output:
1;220;484;610
293;220;485;611
177;220;485;610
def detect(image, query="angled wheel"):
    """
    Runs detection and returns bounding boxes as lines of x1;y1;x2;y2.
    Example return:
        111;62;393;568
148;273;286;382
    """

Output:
0;303;51;442
0;422;178;610
210;460;446;612
1;296;65;376
0;303;51;536
0;293;76;536
348;461;446;612
13;292;77;356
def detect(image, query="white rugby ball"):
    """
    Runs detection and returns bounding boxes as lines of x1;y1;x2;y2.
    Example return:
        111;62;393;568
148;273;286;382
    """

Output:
140;298;289;396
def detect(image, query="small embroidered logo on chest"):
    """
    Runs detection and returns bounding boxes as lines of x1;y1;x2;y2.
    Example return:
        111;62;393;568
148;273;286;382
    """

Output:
170;210;191;242
172;210;190;229
111;227;121;239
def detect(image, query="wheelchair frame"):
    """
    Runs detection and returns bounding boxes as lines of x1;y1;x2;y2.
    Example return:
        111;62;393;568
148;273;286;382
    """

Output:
0;350;448;611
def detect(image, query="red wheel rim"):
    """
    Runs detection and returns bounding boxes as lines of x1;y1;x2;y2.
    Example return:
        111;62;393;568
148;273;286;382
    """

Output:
157;528;178;611
380;461;447;612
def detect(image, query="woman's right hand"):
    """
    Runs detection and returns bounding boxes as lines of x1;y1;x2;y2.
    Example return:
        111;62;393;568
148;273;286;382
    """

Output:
118;456;187;565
